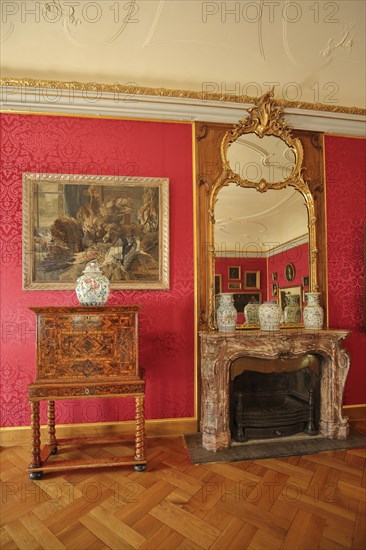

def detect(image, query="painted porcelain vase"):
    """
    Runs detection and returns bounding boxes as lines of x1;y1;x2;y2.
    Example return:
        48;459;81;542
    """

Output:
244;303;260;325
76;260;110;306
303;292;324;329
216;293;237;332
284;294;301;324
258;301;281;331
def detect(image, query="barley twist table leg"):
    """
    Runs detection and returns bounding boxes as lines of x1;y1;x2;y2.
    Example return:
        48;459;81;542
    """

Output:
134;395;146;470
47;400;57;453
29;401;43;479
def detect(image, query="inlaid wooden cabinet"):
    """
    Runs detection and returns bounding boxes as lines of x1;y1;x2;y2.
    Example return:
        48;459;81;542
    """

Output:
28;306;146;479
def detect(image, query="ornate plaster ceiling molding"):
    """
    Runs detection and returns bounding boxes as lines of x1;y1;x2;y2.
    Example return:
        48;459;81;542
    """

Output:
1;77;365;136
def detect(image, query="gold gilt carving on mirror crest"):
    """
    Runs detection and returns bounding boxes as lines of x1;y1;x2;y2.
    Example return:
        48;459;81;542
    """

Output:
208;91;318;330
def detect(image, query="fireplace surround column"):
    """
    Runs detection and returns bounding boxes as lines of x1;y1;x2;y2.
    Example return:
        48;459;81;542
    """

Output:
199;329;350;452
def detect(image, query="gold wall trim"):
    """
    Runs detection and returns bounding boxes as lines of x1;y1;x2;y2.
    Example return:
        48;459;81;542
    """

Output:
0;417;198;447
323;134;330;328
192;123;199;421
1;77;365;116
0;109;193;125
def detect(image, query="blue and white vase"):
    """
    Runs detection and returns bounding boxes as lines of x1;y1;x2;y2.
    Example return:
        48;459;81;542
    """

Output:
216;293;237;332
76;260;110;306
244;302;260;325
258;301;281;331
284;294;301;323
303;292;324;329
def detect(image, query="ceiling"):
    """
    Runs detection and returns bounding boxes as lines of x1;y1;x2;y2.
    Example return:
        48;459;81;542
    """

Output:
1;0;365;109
215;133;308;255
1;0;364;253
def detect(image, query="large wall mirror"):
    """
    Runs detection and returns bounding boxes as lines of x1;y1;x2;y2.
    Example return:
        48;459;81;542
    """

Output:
206;91;318;329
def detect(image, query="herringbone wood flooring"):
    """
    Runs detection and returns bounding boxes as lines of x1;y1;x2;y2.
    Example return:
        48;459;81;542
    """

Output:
1;430;365;550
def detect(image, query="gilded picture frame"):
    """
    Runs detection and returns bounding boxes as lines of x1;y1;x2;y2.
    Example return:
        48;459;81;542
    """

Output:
285;263;296;282
22;173;170;290
228;282;242;290
244;270;260;289
279;285;302;312
228;266;241;280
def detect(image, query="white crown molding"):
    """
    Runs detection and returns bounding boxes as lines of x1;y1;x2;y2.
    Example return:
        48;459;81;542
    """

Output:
267;234;309;257
215;234;309;258
1;86;365;136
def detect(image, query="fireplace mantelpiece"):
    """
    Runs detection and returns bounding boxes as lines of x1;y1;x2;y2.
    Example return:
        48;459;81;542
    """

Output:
200;329;350;451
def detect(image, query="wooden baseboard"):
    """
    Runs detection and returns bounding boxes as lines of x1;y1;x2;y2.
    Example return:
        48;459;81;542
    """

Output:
0;417;198;447
1;405;364;447
343;404;366;422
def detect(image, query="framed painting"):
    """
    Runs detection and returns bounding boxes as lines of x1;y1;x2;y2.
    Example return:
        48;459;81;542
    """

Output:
272;283;279;296
279;285;302;312
244;270;260;289
214;274;222;294
228;266;241;280
232;292;262;313
228;282;241;290
22;173;170;290
285;263;296;282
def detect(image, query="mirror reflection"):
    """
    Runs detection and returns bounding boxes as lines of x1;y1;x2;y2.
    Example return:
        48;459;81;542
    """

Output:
206;91;317;330
227;134;296;184
214;184;309;326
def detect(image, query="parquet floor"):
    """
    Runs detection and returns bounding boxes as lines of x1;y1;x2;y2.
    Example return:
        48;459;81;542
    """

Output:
1;429;365;550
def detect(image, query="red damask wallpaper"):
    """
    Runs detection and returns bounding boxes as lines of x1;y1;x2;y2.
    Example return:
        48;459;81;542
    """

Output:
215;257;267;323
0;118;364;429
0;114;194;426
267;243;309;301
325;135;366;405
215;257;267;296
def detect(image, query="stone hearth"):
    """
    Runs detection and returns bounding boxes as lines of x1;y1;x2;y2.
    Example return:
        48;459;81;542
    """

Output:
199;329;350;452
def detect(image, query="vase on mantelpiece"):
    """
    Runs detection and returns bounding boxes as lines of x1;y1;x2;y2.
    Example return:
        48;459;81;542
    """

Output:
244;302;260;325
216;293;237;332
284;294;301;324
303;292;324;329
258;301;281;331
76;260;110;306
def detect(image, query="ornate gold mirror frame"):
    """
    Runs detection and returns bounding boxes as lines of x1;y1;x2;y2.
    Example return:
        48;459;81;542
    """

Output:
207;91;318;330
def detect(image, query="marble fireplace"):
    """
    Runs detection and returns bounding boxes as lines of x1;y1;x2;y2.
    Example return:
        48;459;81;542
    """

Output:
230;355;321;442
200;329;350;452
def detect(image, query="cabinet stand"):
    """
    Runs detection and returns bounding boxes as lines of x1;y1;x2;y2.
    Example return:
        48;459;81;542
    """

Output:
27;306;146;478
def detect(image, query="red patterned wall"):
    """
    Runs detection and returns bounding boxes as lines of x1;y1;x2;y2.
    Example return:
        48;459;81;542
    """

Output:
325;135;366;405
0;118;364;429
215;245;309;321
215;257;267;297
267;243;309;301
215;257;267;323
0;114;194;426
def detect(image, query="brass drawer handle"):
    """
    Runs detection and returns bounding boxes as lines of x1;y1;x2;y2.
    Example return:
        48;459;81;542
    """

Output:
84;388;90;395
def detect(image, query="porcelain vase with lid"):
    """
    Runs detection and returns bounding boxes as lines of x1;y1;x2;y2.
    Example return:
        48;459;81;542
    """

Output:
258;301;281;331
244;302;260;325
303;292;324;329
76;260;110;306
284;294;301;324
216;293;237;332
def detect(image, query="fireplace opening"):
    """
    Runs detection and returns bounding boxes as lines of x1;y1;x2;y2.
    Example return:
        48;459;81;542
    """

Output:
230;355;321;442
